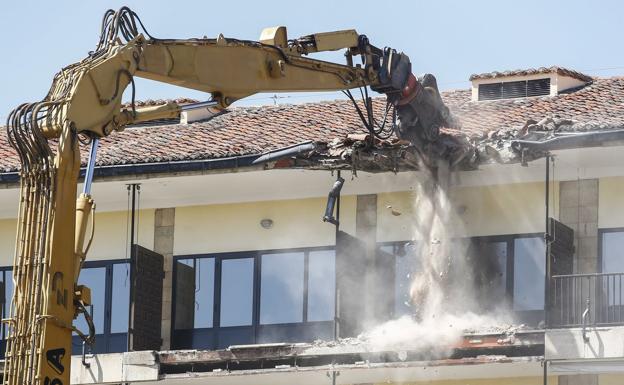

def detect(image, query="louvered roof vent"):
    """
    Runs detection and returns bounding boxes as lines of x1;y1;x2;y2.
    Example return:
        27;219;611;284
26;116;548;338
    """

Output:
469;66;592;102
478;78;550;101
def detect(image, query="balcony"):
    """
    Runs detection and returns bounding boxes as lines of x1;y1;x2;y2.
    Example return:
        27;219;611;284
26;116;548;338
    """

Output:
549;272;624;328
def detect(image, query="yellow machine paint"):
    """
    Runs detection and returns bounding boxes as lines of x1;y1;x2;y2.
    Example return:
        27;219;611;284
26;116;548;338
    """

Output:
3;6;450;384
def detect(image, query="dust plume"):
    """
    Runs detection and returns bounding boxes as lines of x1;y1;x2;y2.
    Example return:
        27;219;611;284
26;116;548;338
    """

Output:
361;160;514;356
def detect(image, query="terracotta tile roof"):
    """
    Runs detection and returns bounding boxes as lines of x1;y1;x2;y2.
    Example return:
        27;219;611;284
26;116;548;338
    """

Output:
469;66;593;83
2;75;624;174
444;76;624;139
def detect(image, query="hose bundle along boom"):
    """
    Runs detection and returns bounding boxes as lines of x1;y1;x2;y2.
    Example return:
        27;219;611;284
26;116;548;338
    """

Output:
4;7;452;384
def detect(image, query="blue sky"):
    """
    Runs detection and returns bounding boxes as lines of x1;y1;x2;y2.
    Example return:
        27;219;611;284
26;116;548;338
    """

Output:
1;0;622;122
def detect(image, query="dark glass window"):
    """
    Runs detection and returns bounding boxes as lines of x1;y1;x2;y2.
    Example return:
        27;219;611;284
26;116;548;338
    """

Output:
220;258;254;327
1;270;13;341
174;258;215;330
393;243;419;317
380;243;420;317
76;267;106;335
73;260;130;354
260;252;304;324
307;250;335;322
111;263;130;333
0;261;129;356
172;247;336;350
600;230;624;307
602;231;624;273
513;237;545;311
480;241;508;297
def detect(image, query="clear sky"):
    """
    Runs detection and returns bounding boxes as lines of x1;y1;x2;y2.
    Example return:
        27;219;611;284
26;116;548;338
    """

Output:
1;0;622;122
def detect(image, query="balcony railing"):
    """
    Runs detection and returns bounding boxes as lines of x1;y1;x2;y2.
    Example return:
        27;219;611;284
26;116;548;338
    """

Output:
550;272;624;328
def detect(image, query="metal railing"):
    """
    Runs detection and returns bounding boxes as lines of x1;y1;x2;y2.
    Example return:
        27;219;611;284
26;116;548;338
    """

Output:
550;272;624;328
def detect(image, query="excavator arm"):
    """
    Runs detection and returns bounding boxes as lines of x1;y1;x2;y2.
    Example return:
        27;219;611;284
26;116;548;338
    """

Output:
4;7;450;385
38;27;389;138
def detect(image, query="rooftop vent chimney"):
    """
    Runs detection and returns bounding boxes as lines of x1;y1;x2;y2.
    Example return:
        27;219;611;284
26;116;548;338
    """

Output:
469;67;592;102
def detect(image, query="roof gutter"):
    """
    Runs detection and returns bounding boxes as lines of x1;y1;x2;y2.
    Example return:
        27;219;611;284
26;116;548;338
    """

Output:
0;141;317;185
511;129;624;152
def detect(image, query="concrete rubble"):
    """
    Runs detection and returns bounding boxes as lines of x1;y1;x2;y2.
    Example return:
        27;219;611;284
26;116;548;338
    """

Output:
286;113;624;174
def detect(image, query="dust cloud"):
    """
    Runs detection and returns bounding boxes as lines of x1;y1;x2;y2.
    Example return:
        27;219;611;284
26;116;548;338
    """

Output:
360;161;515;356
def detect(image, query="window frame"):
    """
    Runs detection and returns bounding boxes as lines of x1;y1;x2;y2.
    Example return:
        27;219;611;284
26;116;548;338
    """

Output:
171;245;336;350
472;232;545;325
377;240;417;319
598;227;624;273
0;259;130;357
382;234;545;324
72;258;131;355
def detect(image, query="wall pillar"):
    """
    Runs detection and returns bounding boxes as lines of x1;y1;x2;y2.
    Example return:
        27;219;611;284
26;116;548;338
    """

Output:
559;179;599;273
153;207;175;350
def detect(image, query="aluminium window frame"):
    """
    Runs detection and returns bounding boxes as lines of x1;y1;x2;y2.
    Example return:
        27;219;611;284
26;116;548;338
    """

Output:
171;245;336;350
0;259;130;356
598;227;624;273
384;234;545;324
376;240;416;319
72;258;131;354
472;232;546;325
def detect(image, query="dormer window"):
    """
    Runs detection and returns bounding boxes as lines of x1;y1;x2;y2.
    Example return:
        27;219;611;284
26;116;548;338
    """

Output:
469;66;592;102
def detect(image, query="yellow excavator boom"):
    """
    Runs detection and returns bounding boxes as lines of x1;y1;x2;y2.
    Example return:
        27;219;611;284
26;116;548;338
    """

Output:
3;6;451;385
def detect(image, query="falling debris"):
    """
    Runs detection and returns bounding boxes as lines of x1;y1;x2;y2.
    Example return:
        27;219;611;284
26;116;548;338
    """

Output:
386;205;402;216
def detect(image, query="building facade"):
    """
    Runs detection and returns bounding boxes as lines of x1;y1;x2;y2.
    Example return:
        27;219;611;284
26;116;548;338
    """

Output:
1;67;624;384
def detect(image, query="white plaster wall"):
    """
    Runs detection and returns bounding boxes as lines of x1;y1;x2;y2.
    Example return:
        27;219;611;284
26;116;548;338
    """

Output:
450;181;558;237
555;75;587;93
0;209;154;267
0;218;16;266
173;196;357;255
377;182;556;242
546;327;624;360
599;177;624;229
87;209;155;261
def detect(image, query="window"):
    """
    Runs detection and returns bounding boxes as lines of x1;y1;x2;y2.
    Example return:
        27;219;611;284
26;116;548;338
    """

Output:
307;250;335;322
220;258;254;327
380;243;420;317
75;267;106;335
72;260;130;355
471;234;545;325
600;230;624;309
172;247;336;350
111;264;131;333
174;258;215;330
513;237;545;311
0;269;13;358
0;261;129;357
476;240;508;299
260;252;304;324
601;230;624;273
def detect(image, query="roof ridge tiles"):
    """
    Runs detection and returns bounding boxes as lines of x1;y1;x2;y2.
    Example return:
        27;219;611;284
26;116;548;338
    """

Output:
469;66;593;83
